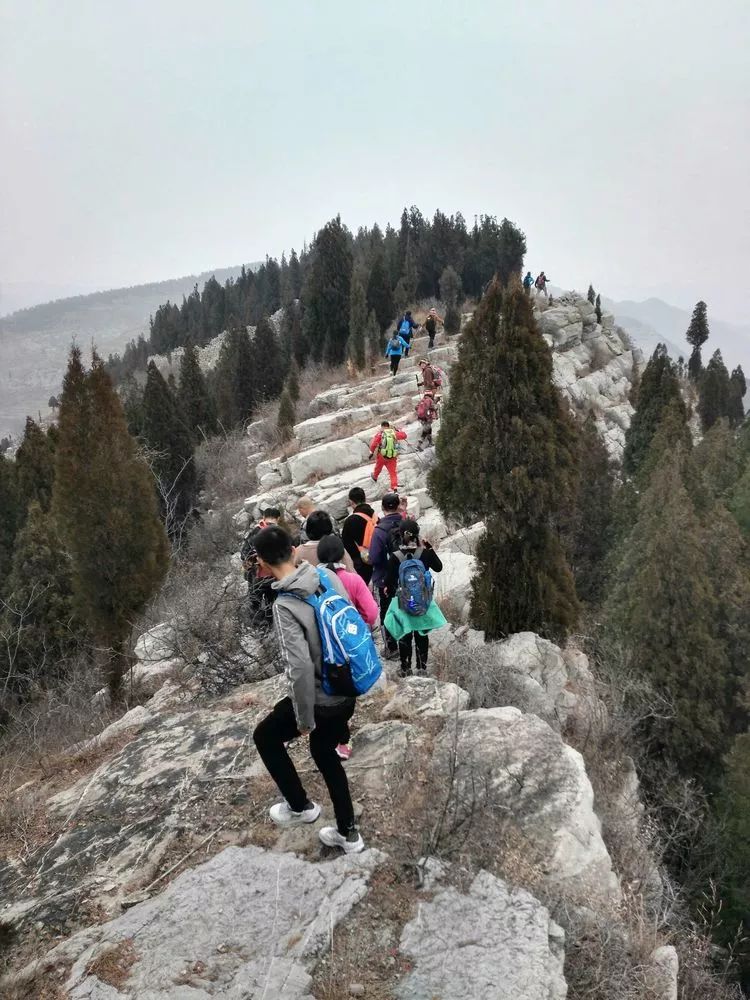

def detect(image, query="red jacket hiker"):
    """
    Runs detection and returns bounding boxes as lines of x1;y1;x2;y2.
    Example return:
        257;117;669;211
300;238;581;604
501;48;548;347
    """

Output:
368;424;407;491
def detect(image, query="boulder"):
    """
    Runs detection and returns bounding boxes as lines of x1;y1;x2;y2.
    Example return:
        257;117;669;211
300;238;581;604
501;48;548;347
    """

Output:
293;406;375;446
232;509;251;533
346;721;424;799
246;418;270;444
434;552;476;622
397;870;566;1000
433;707;621;907
287;436;370;486
440;521;485;555
255;457;290;483
134;622;177;663
645;945;679;1000
490;632;577;726
259;471;284;489
380;676;470;720
31;845;383;1000
129;656;183;696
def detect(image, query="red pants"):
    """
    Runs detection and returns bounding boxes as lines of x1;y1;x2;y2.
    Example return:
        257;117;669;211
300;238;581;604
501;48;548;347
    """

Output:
372;454;398;489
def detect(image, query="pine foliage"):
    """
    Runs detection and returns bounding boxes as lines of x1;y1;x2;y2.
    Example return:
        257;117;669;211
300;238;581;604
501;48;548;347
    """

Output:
686;300;709;380
728;365;746;429
0;454;20;596
15;417;56;516
53;349;169;695
276;386;296;442
439;266;463;336
622;345;685;478
348;274;368;370
366;251;394;332
429;279;579;639
302;217;353;366
214;325;255;429
253;316;285;402
698;349;731;431
177;343;217;440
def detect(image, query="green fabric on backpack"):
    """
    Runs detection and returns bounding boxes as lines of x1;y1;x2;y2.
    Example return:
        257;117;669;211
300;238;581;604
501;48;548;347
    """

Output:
380;428;398;459
384;595;448;639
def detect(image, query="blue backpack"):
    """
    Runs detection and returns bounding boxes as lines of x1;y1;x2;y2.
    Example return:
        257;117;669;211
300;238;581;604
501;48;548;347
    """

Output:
298;568;382;697
399;318;411;338
395;549;434;616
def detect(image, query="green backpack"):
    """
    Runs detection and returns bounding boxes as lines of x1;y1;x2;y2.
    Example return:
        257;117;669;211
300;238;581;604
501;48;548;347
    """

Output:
380;428;398;459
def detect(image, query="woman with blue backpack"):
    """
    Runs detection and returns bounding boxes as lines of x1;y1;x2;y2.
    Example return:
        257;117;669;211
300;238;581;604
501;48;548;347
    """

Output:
384;329;410;376
383;519;446;677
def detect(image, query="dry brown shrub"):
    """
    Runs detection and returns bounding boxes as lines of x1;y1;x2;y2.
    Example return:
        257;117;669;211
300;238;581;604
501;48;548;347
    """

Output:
195;429;257;510
85;938;137;987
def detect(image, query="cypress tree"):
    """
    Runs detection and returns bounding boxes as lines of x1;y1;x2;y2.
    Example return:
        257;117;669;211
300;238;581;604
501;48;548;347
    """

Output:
276;386;296;442
365;310;381;367
280;299;307;367
429;279;580;639
366;251;394;332
2;501;84;695
729;467;750;538
622;345;685;478
728;365;746;429
0;454;20;596
394;238;418;314
253;316;285;401
686;300;709;381
302;217;353;365
286;358;300;403
15;417;56;516
587;284;596;305
177;343;217;440
53;349;169;696
439;265;463;336
698;348;731;431
595;293;602;324
120;374;145;438
718;733;750;971
496;218;527;285
348;274;368;370
605;446;733;782
141;361;197;533
214;326;255;429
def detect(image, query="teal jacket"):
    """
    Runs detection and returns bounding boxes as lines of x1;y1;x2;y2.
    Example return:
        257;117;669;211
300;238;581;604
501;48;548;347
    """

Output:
385;335;409;358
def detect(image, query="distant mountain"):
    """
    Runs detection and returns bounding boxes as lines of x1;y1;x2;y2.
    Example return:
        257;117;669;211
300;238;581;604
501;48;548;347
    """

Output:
604;295;750;376
0;264;257;439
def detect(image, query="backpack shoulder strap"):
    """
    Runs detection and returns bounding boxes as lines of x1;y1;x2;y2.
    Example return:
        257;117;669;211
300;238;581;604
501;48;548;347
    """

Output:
414;547;424;560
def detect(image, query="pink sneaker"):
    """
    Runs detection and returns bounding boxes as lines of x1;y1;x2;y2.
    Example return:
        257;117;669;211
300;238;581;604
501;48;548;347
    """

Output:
336;743;352;761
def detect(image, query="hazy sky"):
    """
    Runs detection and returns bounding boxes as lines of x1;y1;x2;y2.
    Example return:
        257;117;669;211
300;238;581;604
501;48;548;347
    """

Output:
1;0;749;322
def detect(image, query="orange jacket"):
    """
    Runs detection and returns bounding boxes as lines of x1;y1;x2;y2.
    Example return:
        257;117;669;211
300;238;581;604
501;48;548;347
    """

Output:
369;427;407;455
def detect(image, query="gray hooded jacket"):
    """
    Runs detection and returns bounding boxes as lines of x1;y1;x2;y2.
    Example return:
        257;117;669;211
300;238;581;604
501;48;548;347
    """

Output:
271;561;355;731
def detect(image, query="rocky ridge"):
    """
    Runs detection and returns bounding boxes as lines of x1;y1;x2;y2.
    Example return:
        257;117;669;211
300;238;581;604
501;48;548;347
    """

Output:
1;293;678;999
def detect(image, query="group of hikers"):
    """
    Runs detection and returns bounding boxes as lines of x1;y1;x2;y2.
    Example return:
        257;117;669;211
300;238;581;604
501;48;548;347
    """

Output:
384;307;444;375
523;270;550;297
242;318;449;854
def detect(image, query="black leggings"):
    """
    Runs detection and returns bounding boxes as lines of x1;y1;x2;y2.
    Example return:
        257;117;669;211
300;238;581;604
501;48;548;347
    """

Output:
389;355;401;375
253;697;355;834
399;631;429;671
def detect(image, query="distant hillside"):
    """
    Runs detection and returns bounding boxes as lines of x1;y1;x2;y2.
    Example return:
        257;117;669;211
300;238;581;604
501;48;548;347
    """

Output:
0;264;257;439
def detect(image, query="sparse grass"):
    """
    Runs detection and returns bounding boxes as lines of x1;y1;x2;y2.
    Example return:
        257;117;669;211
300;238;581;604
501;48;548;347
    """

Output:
195;428;257;511
85;938;137;987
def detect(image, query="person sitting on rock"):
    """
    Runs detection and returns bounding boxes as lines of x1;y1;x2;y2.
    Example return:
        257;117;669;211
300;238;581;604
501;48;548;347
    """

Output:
252;526;364;853
369;492;406;659
415;390;438;451
385;329;410;376
383;519;445;677
369;420;407;491
295;510;355;571
424;308;443;349
341;487;377;585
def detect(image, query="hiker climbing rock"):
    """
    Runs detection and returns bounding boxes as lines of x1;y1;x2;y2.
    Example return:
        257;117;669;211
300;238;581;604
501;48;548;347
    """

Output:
397;310;419;356
341;487;377;585
424;308;443;349
523;271;534;294
417;358;443;394
385;329;410;376
383;519;445;677
535;271;550;297
295;509;355;572
368;492;405;660
252;526;373;853
415;390;438;450
369;420;407;491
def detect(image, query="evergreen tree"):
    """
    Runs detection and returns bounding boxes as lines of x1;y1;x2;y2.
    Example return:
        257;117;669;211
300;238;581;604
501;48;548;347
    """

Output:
365;309;381;367
348;274;368;370
286;358;300;403
302;217;353;365
698;348;731;431
253;316;285;401
686;300;709;380
729;467;750;538
718;733;750;976
439;265;462;336
177;343;217;441
53;349;169;696
1;502;84;695
0;454;20;596
496;218;527;286
287;249;303;300
15;417;56;516
622;345;685;478
120;374;145;438
429;280;580;639
276;386;296;442
594;293;602;324
280;299;307;367
213;326;255;429
728;365;746;428
394;237;418;314
605;446;733;782
587;284;596;305
366;251;394;332
567;415;615;604
141;362;197;533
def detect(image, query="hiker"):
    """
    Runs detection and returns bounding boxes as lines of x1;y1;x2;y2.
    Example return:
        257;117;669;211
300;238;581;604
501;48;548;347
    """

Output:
535;272;549;297
341;487;377;585
369;420;407;491
317;535;378;630
252;526;367;853
417;358;443;394
398;310;420;356
523;271;534;294
424;308;444;349
296;496;315;542
295;510;355;572
383;519;446;677
240;507;283;625
415;390;438;450
369;492;405;659
385;329;410;376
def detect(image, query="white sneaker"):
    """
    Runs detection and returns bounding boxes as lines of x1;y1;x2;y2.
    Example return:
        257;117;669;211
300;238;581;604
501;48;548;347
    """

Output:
319;826;365;853
269;800;321;826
